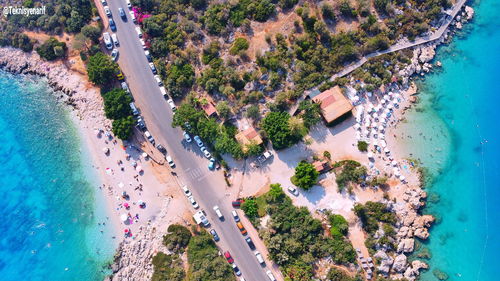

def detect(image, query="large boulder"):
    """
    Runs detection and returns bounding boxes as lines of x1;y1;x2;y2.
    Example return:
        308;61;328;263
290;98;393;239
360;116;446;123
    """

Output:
397;238;415;253
392;254;408;273
374;250;393;276
414;227;430;240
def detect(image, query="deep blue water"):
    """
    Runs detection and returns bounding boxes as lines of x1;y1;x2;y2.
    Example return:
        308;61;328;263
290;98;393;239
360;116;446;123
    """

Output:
0;70;116;280
395;0;500;280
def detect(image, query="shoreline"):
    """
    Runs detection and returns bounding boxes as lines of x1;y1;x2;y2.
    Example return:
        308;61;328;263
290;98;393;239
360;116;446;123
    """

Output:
0;47;190;280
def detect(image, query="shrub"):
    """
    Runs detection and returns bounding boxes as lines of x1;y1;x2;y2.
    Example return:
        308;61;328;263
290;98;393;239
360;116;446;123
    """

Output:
329;214;349;237
112;116;135;140
291;161;319;190
357;140;368;151
230;37;249;55
241;198;258;218
36;37;67;61
334;160;367;191
87;52;118;85
261;111;301;149
163;224;192;253
151;252;185;281
102;89;132;120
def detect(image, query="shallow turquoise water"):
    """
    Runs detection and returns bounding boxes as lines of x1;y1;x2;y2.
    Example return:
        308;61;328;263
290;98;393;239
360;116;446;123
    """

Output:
395;0;500;280
0;70;116;280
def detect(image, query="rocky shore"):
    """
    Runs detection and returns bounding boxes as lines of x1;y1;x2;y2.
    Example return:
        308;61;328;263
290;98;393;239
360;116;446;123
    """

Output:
356;6;475;281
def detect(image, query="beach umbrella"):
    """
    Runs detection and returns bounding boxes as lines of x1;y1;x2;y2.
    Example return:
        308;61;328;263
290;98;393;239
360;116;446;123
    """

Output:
384;148;390;154
120;214;128;222
366;120;371;128
391;160;398;166
124;202;130;208
356;132;361;140
118;182;124;188
354;123;361;130
373;140;378;147
138;200;144;206
378;125;385;131
380;140;387;148
400;175;406;181
379;134;385;140
367;152;374;159
142;152;148;159
136;165;143;172
124;229;129;233
363;129;370;137
132;161;137;167
105;168;112;175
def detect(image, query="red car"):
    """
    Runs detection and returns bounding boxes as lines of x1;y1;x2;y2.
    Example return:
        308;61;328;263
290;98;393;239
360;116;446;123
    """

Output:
232;198;245;207
224;251;234;264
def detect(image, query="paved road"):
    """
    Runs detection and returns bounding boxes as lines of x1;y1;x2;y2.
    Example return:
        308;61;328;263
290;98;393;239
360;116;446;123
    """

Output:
97;2;270;280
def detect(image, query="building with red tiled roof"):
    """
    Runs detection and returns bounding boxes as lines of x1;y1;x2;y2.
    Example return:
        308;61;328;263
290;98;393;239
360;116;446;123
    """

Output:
312;86;353;124
202;102;217;117
235;126;263;152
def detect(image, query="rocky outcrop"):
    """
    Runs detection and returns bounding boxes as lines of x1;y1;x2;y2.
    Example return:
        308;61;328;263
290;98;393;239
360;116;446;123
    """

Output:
404;260;429;280
392;254;407;273
397;238;415;253
374;250;393;276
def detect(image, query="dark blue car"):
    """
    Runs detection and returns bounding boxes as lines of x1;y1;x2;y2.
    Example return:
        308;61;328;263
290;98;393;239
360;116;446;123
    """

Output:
109;19;116;31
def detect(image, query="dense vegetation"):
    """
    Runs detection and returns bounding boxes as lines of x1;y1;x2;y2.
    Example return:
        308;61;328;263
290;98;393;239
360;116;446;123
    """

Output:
101;88;135;140
35;37;67;60
333;160;368;192
243;183;356;280
151;252;185;281
87;52;119;86
353;201;397;254
162;224;192;253
327;267;363;281
187;231;235;281
291;161;319;190
261;111;302;149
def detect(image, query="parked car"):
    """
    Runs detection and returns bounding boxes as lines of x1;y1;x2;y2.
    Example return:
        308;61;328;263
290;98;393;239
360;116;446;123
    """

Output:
119;8;126;19
245;237;255;250
231;210;240;222
239;278;246;281
129;102;139;116
188;196;198;209
210;229;220;242
224;251;234;264
193;136;203;147
156;144;166;154
135;26;142;37
103;32;112;50
200;147;211;159
144;50;152;62
126;0;132;9
181;185;192;197
236;222;247;235
136;116;146;130
208;158;216;170
121;82;130;93
149;62;157;74
144;131;154;144
166;155;175;168
111;33;119;46
266;270;276;281
129;11;136;22
110;48;118;61
255;251;265;265
193;210;209;227
109;18;116;31
257;151;273;164
213;205;223;220
101;0;106;5
167;99;176;111
116;69;124;80
232;199;244;207
232;264;241;276
287;186;299;196
183;132;192;143
139;39;146;49
154;75;163;86
104;6;111;17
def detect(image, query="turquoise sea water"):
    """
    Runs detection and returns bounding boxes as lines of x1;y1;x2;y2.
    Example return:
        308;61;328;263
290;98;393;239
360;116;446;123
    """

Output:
0;70;116;280
395;0;500;280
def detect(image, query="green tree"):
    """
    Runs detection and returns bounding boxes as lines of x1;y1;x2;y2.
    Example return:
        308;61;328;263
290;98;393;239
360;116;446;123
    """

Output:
241;198;258;218
357;140;368;151
246;105;261;120
87;52;118;85
326;267;355;281
261;111;300;149
329;214;349;237
171;103;205;132
36;37;67;61
81;25;101;43
216;101;231;119
102;89;132;120
321;3;336;21
266;183;285;202
299;100;321;128
163;224;192;253
291;161;319;190
152;252;185;281
112;116;135;140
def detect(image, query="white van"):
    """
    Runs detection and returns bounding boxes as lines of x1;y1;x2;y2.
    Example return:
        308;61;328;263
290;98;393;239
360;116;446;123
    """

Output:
111;33;119;46
103;32;112;50
231;210;240;222
266;270;276;281
135;26;142;37
159;86;167;97
254;251;265;264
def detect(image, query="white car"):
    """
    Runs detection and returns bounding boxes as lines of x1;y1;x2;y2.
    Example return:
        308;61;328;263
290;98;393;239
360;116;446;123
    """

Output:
121;81;130;93
126;0;132;9
135;26;142;37
111;33;119;46
166;155;175;167
149;62;157;74
266;270;276;281
111;48;118;61
183;132;192;143
255;251;265;264
167;99;176;111
144;50;152;62
213;205;223;220
200;147;211;159
159;86;168;97
193;136;203;147
104;6;111;17
103;32;112;50
181;185;192;197
100;0;106;5
140;39;146;49
144;131;155;144
287;186;299;196
188;196;199;209
154;75;163;86
232;210;240;222
129;11;136;22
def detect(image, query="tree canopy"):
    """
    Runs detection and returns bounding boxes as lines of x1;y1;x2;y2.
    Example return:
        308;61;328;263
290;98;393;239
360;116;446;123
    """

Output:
87;52;118;85
291;161;319;190
261;111;301;149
